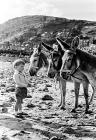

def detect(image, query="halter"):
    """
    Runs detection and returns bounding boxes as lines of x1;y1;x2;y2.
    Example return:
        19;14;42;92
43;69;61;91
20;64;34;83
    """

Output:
61;50;82;81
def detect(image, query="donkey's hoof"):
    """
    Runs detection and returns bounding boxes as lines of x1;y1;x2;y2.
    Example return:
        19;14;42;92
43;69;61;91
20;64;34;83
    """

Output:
85;110;93;114
71;109;77;113
60;106;66;110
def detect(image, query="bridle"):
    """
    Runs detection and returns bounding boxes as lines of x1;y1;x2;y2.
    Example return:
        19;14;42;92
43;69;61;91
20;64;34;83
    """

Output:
48;50;81;80
60;50;82;81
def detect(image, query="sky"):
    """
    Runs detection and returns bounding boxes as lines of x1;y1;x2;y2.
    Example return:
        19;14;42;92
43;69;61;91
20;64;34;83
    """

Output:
0;0;96;24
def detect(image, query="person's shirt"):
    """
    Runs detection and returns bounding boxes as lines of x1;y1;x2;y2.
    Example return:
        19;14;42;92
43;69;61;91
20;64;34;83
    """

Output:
13;70;29;88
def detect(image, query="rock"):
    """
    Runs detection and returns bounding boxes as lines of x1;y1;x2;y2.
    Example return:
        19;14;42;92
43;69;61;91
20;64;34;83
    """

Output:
9;97;15;102
43;86;49;92
46;84;52;87
2;102;12;107
42;95;53;100
0;83;6;87
50;136;58;140
27;83;32;87
26;94;32;98
26;103;35;108
6;87;15;92
64;127;75;134
38;85;49;92
2;107;8;113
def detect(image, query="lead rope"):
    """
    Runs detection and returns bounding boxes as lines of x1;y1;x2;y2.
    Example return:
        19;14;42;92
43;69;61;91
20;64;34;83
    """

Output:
70;66;82;81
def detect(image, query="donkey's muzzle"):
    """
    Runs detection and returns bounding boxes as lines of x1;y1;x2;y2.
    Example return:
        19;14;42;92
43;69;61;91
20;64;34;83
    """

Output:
48;72;55;78
29;68;37;76
61;71;71;80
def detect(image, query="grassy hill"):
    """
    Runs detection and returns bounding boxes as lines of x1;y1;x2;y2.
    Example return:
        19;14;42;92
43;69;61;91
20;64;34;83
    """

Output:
0;15;96;53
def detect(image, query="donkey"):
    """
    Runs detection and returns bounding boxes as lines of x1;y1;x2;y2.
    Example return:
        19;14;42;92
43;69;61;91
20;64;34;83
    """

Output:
56;36;95;113
29;45;48;76
29;43;73;110
41;41;91;113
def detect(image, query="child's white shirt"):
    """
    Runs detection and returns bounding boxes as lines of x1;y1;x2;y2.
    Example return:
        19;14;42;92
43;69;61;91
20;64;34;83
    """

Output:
13;70;29;88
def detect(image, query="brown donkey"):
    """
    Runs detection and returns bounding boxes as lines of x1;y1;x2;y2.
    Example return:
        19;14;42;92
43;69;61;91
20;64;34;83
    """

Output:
56;36;95;113
42;41;91;113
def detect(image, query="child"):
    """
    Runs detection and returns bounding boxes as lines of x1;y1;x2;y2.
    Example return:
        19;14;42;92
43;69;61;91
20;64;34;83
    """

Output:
13;59;30;117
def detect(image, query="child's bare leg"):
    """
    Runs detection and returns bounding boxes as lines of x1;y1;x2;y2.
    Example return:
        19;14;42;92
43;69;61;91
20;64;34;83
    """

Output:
15;100;19;112
15;98;22;113
18;103;22;112
18;98;23;113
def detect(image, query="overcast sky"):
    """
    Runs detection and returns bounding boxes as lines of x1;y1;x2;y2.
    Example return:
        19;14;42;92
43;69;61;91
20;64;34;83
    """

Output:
0;0;96;24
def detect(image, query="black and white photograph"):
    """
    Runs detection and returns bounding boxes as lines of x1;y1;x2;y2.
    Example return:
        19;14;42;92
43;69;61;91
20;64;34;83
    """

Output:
0;0;96;139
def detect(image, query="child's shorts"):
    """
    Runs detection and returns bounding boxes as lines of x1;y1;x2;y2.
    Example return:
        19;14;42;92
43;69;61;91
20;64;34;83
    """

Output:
15;87;27;100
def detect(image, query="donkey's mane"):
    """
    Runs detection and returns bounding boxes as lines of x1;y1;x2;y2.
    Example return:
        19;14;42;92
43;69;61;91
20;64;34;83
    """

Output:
39;52;48;67
76;49;96;66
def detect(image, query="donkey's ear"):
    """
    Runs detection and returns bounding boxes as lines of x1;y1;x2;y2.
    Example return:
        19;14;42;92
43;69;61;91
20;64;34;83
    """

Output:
56;37;70;51
71;36;79;50
41;42;54;51
38;42;42;52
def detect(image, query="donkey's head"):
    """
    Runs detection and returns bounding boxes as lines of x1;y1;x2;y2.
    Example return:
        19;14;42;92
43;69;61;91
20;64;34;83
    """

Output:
29;43;48;76
56;36;80;79
42;41;65;78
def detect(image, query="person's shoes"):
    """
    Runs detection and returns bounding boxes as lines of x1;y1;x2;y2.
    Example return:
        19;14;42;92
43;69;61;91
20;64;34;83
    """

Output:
18;112;28;115
15;113;24;119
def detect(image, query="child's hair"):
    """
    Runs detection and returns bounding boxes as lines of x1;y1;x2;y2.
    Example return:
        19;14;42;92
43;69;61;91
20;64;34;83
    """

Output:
13;59;25;68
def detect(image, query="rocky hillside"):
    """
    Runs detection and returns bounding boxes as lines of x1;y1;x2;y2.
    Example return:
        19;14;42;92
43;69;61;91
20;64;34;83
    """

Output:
0;15;96;53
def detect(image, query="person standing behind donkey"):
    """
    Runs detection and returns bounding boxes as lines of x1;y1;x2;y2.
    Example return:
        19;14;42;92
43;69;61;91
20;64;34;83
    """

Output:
13;59;31;117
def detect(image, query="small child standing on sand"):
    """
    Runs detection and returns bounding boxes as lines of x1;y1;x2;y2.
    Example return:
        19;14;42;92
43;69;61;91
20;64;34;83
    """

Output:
13;59;31;117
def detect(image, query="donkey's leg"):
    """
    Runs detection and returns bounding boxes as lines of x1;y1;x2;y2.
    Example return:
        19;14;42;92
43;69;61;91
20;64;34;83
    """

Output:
59;78;66;110
89;86;95;105
71;82;80;113
82;81;90;113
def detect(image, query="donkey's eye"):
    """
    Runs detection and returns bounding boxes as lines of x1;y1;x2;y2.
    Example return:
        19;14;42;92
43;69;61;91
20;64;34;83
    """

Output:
68;53;73;56
53;58;57;62
68;52;72;55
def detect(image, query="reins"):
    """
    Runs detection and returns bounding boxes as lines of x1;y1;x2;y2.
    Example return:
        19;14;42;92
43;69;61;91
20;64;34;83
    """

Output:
61;54;82;81
68;55;82;80
70;65;82;81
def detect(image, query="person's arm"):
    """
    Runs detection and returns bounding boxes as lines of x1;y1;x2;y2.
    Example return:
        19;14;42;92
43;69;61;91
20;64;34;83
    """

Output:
24;76;29;84
23;73;32;86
